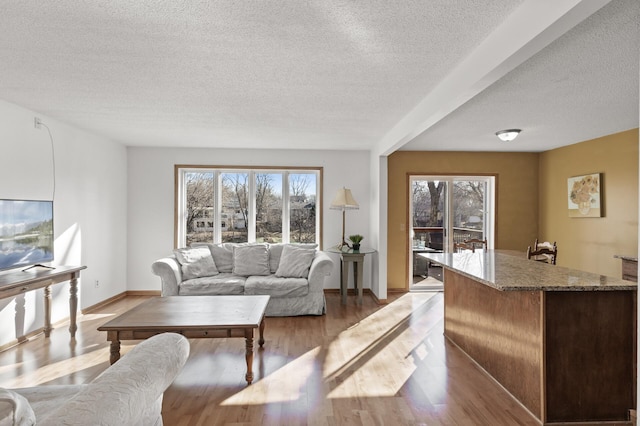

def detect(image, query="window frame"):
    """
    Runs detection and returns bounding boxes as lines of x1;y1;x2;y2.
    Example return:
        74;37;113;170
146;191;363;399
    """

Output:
174;165;323;248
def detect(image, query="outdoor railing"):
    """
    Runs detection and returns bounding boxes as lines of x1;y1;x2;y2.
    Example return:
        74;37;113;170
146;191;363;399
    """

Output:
412;227;484;250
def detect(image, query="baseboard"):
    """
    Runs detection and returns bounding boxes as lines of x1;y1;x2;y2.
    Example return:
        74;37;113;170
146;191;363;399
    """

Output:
126;290;161;296
323;288;388;305
0;329;42;353
80;290;160;314
81;291;128;314
368;290;387;305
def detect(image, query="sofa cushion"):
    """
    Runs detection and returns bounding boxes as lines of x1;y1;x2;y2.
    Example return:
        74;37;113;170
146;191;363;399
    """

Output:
275;245;317;278
173;247;218;280
269;243;318;273
0;388;36;426
179;273;246;295
244;275;309;298
233;244;270;276
208;243;236;273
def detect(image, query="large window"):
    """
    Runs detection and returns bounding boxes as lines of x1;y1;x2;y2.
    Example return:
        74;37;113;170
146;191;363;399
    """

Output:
176;166;321;247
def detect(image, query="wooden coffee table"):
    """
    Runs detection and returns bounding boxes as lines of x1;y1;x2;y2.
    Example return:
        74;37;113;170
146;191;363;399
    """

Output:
97;295;269;384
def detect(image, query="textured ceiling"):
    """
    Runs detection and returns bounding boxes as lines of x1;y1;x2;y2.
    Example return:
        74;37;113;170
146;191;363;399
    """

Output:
401;0;639;152
0;1;637;152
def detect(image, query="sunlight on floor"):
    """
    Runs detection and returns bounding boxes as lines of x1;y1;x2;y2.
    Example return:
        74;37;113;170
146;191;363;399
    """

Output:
1;346;108;388
221;347;321;405
325;292;436;398
222;292;438;405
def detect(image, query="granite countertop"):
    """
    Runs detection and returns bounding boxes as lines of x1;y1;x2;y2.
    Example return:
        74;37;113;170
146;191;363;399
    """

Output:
421;250;637;292
614;254;638;262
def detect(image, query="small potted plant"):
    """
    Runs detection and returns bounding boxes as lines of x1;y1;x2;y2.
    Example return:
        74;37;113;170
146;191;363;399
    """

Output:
349;234;364;251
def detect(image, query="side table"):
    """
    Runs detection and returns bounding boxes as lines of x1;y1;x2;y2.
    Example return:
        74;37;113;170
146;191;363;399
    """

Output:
326;247;376;305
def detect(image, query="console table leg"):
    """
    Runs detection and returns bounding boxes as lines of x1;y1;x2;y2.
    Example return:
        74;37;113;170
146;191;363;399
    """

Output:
43;285;52;337
245;331;254;384
69;276;78;338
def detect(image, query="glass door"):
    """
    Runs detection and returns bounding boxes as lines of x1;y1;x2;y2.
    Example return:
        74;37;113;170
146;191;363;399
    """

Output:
409;175;494;291
410;178;448;291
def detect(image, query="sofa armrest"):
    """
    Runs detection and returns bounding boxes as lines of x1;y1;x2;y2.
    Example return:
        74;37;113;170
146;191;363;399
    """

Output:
307;251;333;293
152;256;181;296
39;333;190;426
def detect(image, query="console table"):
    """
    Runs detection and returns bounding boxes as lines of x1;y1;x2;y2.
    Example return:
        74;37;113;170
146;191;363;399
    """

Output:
326;247;375;305
0;265;86;339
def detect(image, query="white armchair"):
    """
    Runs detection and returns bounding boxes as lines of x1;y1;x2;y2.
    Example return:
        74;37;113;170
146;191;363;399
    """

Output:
0;333;189;426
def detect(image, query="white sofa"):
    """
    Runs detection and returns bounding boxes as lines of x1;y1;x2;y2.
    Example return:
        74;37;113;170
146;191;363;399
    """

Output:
151;243;333;316
0;333;189;426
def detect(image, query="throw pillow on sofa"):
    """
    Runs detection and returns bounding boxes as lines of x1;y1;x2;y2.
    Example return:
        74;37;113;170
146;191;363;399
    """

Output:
275;244;316;278
207;243;236;273
174;247;218;280
268;243;318;273
233;244;270;276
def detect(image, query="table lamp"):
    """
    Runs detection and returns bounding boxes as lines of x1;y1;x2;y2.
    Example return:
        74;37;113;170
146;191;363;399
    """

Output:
330;187;359;249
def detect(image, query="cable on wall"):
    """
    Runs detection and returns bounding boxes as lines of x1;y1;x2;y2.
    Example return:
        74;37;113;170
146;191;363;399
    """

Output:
34;117;56;201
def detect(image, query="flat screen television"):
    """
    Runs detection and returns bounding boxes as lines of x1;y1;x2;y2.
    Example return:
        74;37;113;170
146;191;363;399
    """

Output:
0;199;54;271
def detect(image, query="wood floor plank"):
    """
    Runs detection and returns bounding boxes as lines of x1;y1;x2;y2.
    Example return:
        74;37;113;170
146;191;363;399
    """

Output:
0;292;541;425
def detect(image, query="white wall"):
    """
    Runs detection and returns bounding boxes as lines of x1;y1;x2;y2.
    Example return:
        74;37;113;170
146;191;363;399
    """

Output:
127;147;371;292
368;152;388;300
0;100;127;348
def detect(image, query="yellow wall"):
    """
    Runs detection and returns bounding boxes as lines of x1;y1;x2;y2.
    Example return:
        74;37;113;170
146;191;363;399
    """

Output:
387;151;539;290
539;129;638;277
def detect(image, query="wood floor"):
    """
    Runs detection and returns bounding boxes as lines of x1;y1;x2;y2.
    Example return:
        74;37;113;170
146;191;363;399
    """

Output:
0;292;541;425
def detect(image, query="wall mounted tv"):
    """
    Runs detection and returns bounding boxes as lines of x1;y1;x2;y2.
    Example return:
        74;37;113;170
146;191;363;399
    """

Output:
0;199;54;271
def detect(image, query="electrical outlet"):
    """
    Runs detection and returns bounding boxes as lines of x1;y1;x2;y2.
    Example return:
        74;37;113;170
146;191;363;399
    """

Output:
34;117;42;129
94;280;100;288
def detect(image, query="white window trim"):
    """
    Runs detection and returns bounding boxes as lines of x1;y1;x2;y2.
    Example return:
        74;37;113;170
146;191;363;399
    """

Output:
175;166;321;247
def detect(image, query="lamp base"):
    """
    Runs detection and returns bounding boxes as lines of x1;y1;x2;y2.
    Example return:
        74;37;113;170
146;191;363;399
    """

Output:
336;241;352;251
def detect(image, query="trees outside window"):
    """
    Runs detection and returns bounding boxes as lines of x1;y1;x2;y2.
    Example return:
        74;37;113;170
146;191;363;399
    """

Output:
177;167;320;247
255;173;282;243
289;173;316;243
185;171;214;246
221;172;249;243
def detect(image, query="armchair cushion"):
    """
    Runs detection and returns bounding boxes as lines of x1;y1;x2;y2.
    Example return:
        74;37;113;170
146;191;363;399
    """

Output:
0;388;35;426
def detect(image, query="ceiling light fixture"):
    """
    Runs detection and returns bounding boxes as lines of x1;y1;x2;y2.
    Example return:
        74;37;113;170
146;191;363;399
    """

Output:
495;129;521;142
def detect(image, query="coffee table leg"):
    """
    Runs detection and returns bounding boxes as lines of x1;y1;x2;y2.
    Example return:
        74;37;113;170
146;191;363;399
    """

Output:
259;319;265;348
109;339;121;365
245;330;254;384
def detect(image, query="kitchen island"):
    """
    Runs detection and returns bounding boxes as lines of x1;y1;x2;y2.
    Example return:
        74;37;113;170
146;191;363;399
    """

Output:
422;250;637;425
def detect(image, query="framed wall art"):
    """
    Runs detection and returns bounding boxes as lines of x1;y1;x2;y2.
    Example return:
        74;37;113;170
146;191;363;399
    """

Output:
567;172;602;218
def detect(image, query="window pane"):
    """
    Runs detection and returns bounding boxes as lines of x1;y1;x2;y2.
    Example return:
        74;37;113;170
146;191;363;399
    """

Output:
411;179;446;250
289;173;317;243
255;173;283;243
185;172;214;246
221;172;249;243
452;180;485;242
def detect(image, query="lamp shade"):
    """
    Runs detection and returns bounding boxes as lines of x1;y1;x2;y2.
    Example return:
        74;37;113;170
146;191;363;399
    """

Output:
330;187;359;210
